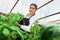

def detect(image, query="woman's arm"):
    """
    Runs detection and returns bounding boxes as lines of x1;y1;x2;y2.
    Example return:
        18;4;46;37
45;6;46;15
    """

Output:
16;23;21;27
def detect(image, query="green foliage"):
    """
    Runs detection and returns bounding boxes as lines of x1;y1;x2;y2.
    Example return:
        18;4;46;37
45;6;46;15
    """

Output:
0;12;60;40
7;12;24;25
0;12;24;40
41;25;60;40
23;21;60;40
23;21;44;40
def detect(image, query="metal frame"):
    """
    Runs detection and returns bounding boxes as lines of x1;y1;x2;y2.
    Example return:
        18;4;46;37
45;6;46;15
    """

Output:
37;12;60;20
47;19;60;23
10;0;53;12
37;0;53;10
9;0;19;13
0;0;19;15
43;19;60;25
0;12;7;16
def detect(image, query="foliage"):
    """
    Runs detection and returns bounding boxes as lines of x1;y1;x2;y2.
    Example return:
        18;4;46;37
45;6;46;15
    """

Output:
0;12;24;40
0;12;60;40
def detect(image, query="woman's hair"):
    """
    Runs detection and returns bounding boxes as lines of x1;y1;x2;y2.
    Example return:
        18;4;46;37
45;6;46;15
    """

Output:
30;3;37;10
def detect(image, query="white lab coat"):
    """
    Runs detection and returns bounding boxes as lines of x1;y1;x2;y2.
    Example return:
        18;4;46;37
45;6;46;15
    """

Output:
20;14;37;32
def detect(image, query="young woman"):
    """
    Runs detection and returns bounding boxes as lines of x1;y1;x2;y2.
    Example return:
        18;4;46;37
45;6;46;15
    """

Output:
17;3;37;32
0;3;38;32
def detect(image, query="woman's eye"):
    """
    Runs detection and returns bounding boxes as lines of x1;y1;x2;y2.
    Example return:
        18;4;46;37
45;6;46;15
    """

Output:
30;7;35;9
32;8;34;9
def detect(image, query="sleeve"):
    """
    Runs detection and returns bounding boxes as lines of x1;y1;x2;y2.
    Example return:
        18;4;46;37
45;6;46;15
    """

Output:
19;18;30;26
20;25;30;32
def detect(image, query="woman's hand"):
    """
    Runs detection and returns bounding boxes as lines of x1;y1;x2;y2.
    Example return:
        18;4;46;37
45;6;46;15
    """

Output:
16;22;21;27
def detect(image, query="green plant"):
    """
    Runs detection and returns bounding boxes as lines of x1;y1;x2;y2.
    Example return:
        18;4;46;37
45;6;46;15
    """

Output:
0;12;60;40
23;21;44;40
0;12;24;40
7;12;24;25
41;25;60;40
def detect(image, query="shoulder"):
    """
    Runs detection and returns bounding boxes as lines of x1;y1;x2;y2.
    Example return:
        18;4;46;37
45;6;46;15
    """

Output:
30;15;37;24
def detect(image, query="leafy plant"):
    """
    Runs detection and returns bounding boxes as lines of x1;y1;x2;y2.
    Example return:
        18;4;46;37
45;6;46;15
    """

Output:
23;21;60;40
7;12;24;25
41;25;60;40
23;21;44;40
0;12;24;40
0;12;60;40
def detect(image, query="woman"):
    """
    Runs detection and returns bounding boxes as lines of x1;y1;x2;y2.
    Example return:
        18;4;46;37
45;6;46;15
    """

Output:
0;3;38;32
17;3;37;32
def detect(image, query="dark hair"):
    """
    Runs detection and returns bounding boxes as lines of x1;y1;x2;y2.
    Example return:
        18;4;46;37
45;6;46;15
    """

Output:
30;3;37;10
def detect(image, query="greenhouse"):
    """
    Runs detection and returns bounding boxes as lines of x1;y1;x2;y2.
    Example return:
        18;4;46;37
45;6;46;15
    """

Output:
0;0;60;40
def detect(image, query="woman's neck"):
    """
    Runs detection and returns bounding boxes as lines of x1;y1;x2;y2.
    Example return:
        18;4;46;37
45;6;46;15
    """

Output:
29;13;35;17
26;13;35;19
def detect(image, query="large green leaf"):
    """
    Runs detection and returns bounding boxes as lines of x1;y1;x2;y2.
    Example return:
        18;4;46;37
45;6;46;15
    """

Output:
0;12;24;40
8;12;24;25
9;26;24;40
41;25;60;40
2;28;10;36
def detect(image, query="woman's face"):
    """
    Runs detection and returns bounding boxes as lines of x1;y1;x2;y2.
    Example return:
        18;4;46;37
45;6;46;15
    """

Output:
29;5;37;15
